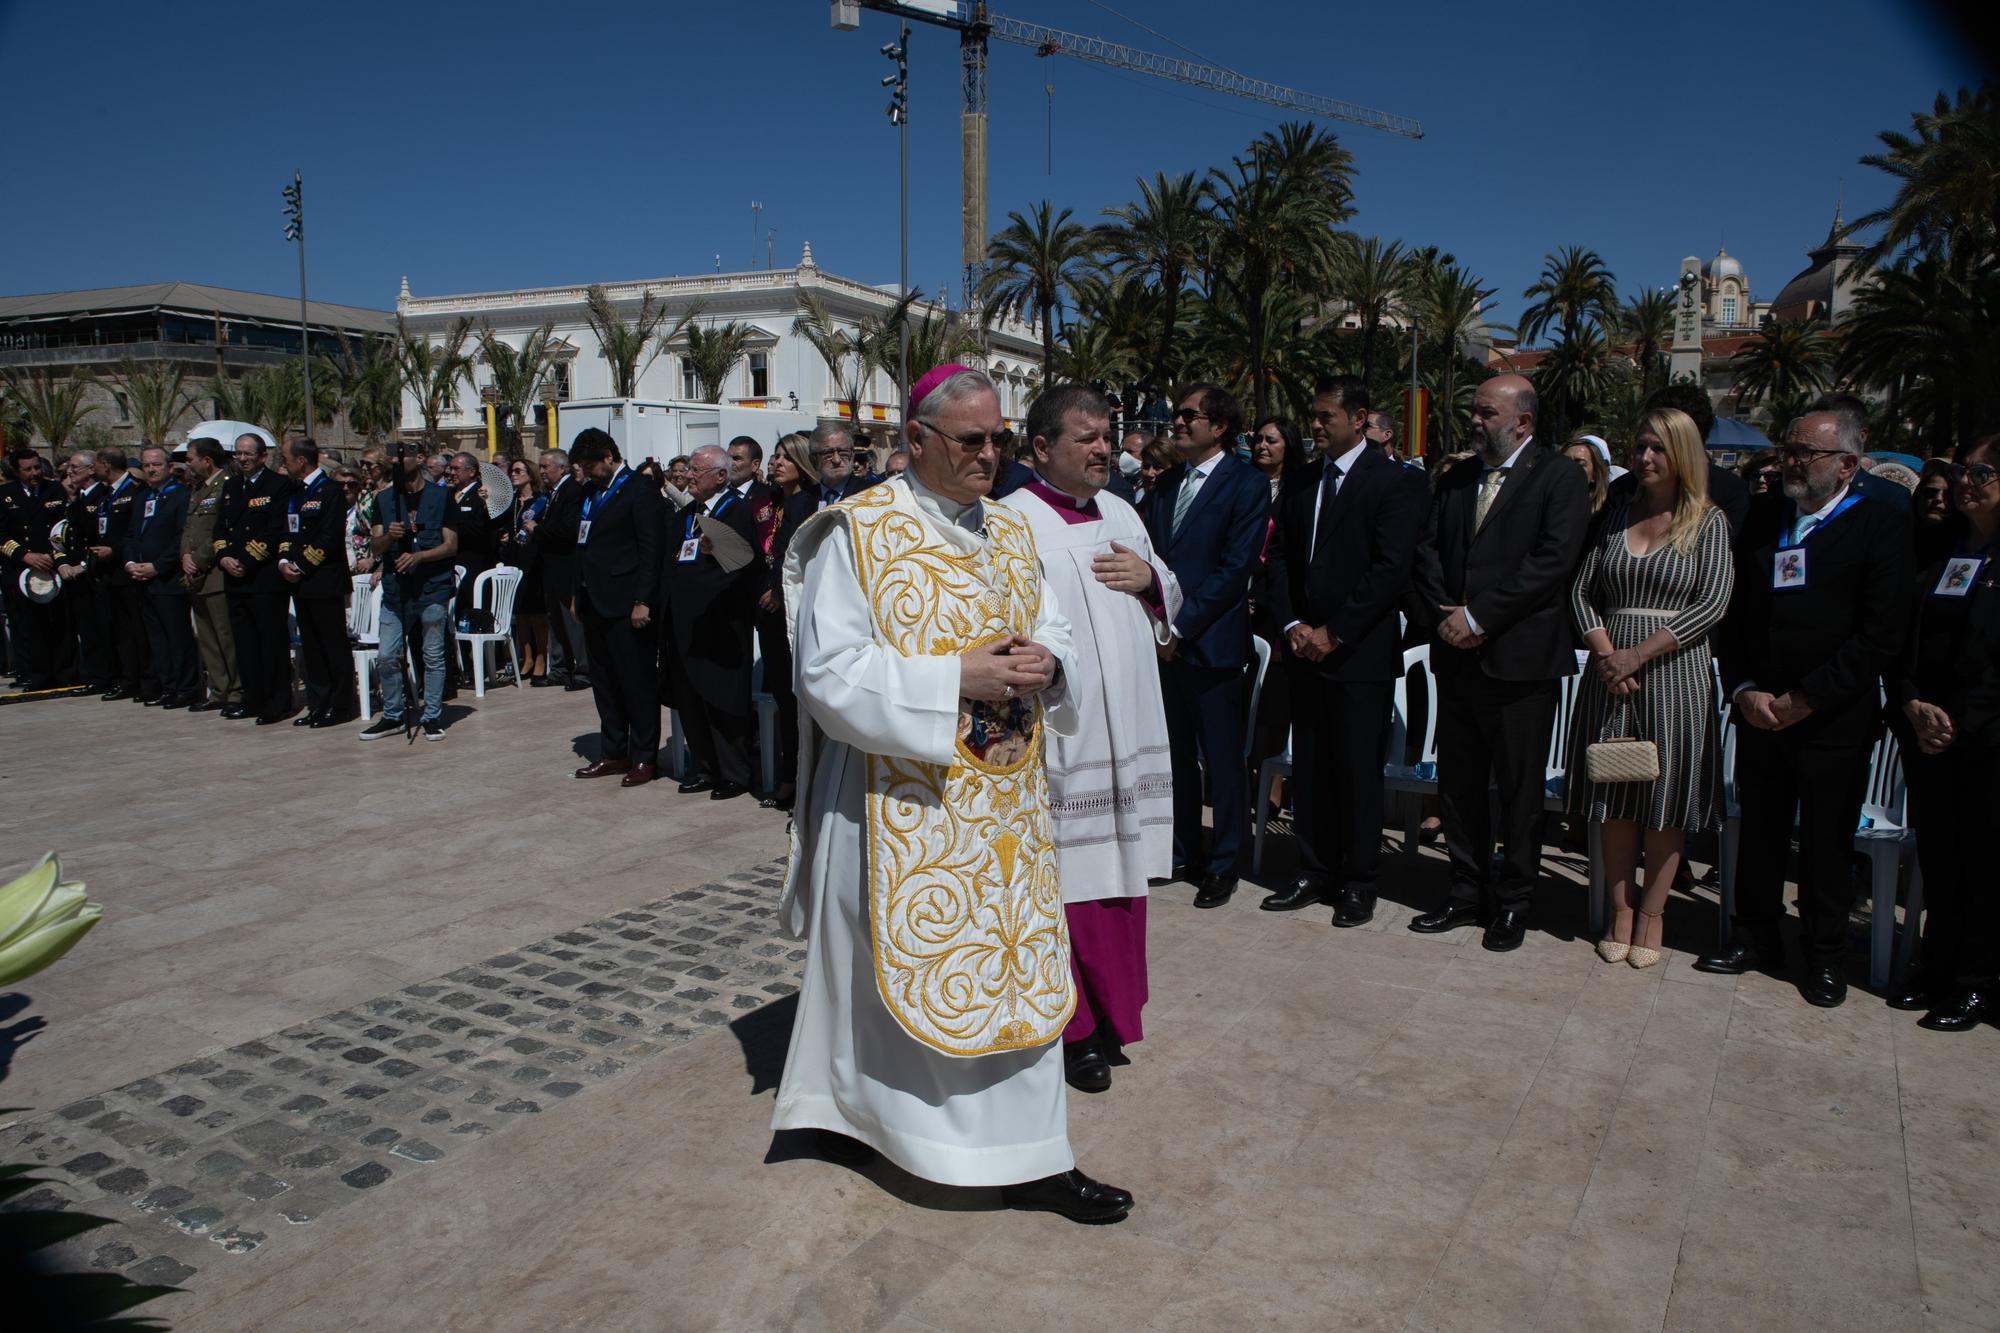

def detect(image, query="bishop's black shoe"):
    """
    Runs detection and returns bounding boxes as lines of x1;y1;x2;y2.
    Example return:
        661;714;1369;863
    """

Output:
1409;903;1481;934
1000;1169;1133;1224
1259;879;1325;912
1063;1039;1112;1094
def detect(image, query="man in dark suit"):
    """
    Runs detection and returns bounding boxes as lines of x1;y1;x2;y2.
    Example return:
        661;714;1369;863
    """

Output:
725;435;778;511
770;425;874;592
1699;410;1913;1006
121;445;197;708
80;446;153;700
215;432;298;724
0;449;74;690
570;428;665;785
276;438;355;728
1262;375;1428;926
1609;383;1751;537
1408;374;1590;951
1808;391;1912;513
1141;382;1272;908
526;448;588;689
661;444;762;799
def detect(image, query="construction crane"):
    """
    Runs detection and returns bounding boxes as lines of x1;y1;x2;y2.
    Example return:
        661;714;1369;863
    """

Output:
831;0;1423;310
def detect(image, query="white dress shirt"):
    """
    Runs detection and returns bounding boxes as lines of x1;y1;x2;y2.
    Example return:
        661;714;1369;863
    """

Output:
1460;436;1532;637
1283;439;1370;634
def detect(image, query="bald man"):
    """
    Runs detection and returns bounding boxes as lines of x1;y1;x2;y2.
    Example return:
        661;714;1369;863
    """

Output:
1408;374;1590;952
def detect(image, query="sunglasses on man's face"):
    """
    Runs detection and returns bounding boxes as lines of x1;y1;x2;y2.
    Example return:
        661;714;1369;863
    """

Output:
1174;408;1207;424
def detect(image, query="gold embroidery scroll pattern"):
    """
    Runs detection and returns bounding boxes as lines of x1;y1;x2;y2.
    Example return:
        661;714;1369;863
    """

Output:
846;491;1074;1056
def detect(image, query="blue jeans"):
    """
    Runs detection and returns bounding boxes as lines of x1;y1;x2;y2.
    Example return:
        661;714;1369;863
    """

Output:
379;595;448;723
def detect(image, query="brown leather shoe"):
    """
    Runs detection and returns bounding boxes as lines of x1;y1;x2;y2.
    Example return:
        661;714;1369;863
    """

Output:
620;762;657;788
574;757;630;779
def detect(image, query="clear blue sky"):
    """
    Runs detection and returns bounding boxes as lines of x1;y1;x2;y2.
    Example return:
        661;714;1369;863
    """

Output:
0;1;1978;333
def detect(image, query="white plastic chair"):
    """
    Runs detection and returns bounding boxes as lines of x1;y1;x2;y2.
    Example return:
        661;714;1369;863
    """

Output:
454;566;523;697
1383;645;1441;856
350;580;383;721
1717;719;1917;988
1242;633;1271;763
1250;725;1292;877
751;646;779;795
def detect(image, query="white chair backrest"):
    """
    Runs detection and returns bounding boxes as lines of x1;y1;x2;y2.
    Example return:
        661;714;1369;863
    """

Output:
351;581;383;639
471;565;523;634
1403;644;1440;767
1547;670;1583;783
1243;634;1273;761
1860;727;1908;830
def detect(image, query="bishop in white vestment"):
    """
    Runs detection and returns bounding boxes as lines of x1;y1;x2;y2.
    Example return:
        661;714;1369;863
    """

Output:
771;365;1135;1223
999;384;1179;1094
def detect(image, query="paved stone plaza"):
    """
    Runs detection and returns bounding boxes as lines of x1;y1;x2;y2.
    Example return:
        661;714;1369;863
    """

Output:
1;686;1996;1331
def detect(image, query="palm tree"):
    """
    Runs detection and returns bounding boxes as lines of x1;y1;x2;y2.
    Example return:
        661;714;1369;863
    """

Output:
1517;246;1619;347
1407;258;1497;453
1730;320;1836;417
476;322;558;451
681;321;757;403
397;315;477;444
1619;289;1676;395
1049;320;1137;389
1250;121;1357;211
583;285;697;398
979;200;1095;375
1096;170;1212;388
1839;250;2000;452
1;368;99;452
792;292;879;426
1327;235;1407;388
1533;324;1621;443
1849;84;1999;273
205;372;264;427
320;331;403;442
116;360;200;446
877;294;983;378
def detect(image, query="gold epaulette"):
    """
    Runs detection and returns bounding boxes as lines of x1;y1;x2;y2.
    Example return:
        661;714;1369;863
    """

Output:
212;539;227;552
245;540;269;561
0;539;17;557
303;546;326;567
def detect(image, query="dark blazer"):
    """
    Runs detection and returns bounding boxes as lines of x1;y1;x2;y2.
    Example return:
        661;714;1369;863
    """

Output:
1408;440;1591;681
660;491;762;705
575;467;664;619
1892;553;2000;750
770;475;872;598
1266;447;1428;681
989;458;1037;501
535;475;585;598
449;479;495;577
122;482;190;597
1142;451;1272;670
1609;460;1750;538
1718;488;1914;748
275;472;350;598
83;477;145;585
1853;466;1912;512
216;467;297;594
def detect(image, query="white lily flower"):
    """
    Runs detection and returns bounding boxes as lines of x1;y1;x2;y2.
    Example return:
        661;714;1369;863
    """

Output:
0;853;103;987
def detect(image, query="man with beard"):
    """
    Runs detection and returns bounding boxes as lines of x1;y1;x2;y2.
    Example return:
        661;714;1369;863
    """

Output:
1698;410;1912;1006
659;444;761;797
1408;374;1590;951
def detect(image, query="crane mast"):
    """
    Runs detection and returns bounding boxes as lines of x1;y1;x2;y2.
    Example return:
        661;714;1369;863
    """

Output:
831;0;1422;313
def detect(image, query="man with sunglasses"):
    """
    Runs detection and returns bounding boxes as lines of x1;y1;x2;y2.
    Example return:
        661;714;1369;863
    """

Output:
773;364;1133;1224
1141;382;1271;909
1702;410;1913;1006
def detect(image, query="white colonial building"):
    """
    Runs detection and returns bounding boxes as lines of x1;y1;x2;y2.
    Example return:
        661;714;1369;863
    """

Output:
394;243;1044;454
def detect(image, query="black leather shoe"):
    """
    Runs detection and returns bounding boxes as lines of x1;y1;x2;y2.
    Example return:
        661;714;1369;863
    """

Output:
1886;967;1941;1012
186;699;222;712
292;710;320;727
219;705;250;719
1918;988;1994;1032
1259;879;1324;912
1064;1039;1112;1093
1000;1168;1133;1224
709;781;749;801
140;694;165;706
1332;886;1376;928
256;709;295;726
1482;910;1527;952
1693;934;1785;976
309;709;356;729
159;694;194;710
1192;875;1236;909
564;676;591;692
1801;965;1848;1008
1409;903;1481;934
529;673;563;688
101;687;132;701
677;776;714;795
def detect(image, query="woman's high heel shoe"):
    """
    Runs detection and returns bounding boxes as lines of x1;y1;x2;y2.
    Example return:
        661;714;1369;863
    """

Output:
1628;908;1664;969
1596;906;1632;963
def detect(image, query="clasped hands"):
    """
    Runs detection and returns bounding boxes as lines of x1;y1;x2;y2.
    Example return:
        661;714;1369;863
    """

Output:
1903;699;1955;754
1285;622;1341;662
1736;688;1813;732
1435;604;1486;651
1589;647;1645;697
960;635;1056;703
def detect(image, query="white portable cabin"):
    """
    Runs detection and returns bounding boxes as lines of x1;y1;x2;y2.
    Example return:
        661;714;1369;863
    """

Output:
556;399;819;467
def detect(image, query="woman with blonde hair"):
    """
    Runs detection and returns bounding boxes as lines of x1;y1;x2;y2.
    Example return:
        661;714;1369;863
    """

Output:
1568;406;1735;967
1562;435;1611;514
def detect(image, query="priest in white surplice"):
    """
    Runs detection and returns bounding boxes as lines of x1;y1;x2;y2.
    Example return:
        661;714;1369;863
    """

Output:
999;384;1179;1096
772;365;1135;1224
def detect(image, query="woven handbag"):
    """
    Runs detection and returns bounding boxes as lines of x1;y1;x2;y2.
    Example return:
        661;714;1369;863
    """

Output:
1585;700;1659;784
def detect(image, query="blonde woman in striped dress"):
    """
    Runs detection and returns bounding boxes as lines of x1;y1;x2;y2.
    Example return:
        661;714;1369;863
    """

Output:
1568;408;1735;967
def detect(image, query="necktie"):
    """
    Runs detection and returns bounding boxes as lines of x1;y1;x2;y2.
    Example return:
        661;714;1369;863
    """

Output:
1792;510;1818;545
1474;467;1507;531
821;486;838;508
1170;467;1200;537
1311;461;1342;557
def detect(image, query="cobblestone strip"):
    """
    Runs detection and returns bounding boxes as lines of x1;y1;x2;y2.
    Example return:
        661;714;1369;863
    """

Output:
0;861;801;1293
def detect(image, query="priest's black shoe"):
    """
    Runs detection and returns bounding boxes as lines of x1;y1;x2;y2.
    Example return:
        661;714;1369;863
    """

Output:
292;709;320;727
709;781;749;801
1192;875;1235;909
1482;909;1527;952
1332;886;1376;928
1917;988;1993;1032
814;1129;876;1167
1886;967;1941;1012
1259;879;1324;912
1801;965;1847;1008
1000;1169;1133;1224
310;708;356;729
677;776;714;795
1694;934;1784;976
1409;902;1481;934
1063;1039;1112;1093
101;687;132;701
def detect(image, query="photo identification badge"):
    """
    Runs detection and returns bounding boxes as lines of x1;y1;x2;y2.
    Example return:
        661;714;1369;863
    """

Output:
1772;547;1807;591
287;512;301;534
678;537;701;564
143;498;157;519
1932;555;1986;599
576;519;591;545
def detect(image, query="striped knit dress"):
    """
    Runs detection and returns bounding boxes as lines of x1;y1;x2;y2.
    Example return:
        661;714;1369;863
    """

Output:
1566;501;1735;831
